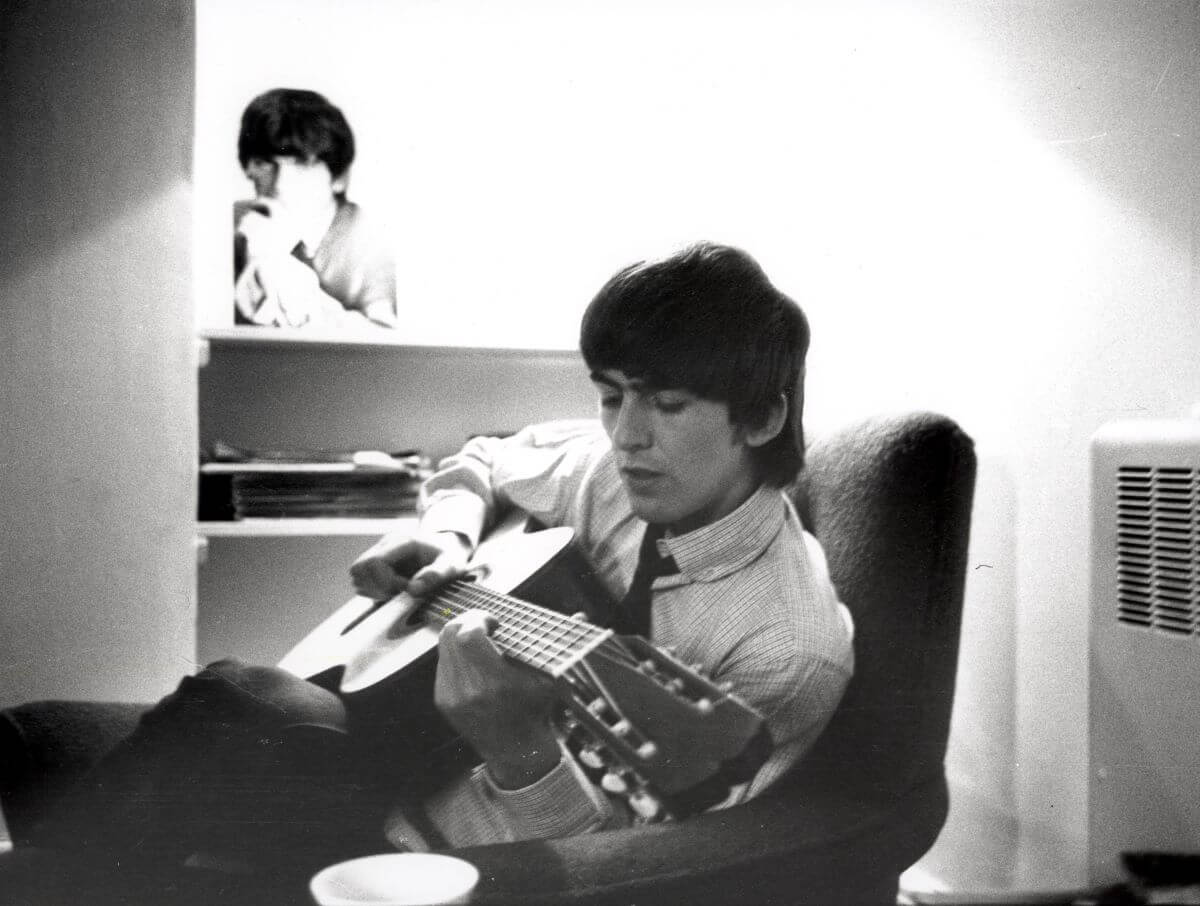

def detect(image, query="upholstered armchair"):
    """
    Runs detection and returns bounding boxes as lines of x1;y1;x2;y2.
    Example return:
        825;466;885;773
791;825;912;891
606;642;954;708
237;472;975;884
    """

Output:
0;411;976;906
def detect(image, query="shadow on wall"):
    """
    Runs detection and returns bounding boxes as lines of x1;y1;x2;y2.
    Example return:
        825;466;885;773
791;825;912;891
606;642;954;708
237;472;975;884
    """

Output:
0;1;193;289
974;2;1198;220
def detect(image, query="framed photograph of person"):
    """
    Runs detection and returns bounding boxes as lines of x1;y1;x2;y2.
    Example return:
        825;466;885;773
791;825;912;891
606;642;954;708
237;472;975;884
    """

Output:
231;88;398;331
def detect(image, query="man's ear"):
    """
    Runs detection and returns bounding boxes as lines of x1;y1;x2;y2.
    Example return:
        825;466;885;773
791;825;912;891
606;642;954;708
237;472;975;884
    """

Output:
743;394;788;449
332;170;349;196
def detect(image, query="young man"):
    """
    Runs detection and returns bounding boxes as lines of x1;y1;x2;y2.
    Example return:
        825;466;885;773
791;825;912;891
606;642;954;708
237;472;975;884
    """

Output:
35;243;850;866
350;241;853;847
233;88;397;329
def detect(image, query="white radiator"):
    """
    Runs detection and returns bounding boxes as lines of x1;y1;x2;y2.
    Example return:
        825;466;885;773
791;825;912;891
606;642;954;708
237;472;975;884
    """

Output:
1089;418;1200;885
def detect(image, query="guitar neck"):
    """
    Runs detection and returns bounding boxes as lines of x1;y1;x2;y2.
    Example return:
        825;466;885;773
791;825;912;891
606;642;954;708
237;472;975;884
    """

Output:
425;580;613;677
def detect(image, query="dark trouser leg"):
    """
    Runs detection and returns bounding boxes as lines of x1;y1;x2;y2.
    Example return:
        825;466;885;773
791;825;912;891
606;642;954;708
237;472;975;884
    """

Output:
33;659;383;871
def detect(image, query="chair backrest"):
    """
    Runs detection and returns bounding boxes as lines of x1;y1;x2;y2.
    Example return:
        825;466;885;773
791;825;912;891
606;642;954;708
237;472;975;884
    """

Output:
790;411;976;806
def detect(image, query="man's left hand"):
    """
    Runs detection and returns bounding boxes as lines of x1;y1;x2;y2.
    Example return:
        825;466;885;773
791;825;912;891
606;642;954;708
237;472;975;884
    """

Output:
433;611;561;789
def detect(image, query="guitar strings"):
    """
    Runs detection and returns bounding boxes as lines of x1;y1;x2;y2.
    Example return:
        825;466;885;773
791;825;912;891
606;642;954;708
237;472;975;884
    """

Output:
435;583;598;650
439;586;639;671
431;601;636;674
426;583;642;672
429;587;600;671
442;580;599;635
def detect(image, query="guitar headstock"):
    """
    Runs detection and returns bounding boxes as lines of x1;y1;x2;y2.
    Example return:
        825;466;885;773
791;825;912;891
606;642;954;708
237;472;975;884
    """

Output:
554;635;769;821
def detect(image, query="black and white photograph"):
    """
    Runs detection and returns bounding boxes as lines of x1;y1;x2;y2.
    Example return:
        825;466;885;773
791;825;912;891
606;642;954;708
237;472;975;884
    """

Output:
2;2;1199;904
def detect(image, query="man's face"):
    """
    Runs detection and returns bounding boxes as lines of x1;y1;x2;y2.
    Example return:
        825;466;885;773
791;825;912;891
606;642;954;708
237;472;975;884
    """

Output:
592;369;761;533
244;155;339;223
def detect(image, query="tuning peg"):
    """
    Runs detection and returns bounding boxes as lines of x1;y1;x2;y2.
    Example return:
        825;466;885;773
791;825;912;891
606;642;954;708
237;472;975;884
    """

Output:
639;659;656;673
635;741;658;760
601;771;629;794
587;698;609;716
718;681;734;694
695;698;714;714
667;677;685;693
579;745;606;770
611;719;632;737
629;790;662;820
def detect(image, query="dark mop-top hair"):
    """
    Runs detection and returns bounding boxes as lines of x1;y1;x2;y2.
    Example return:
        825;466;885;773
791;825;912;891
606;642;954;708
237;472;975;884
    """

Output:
580;241;810;487
237;88;356;186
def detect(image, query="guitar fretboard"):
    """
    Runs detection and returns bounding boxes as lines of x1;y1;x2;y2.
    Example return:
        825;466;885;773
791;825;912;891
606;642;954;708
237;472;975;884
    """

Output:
424;580;614;677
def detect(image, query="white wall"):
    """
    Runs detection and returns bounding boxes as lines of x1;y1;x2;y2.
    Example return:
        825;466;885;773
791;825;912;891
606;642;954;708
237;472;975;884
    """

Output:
195;2;1200;887
0;1;197;706
193;0;1200;889
884;4;1200;889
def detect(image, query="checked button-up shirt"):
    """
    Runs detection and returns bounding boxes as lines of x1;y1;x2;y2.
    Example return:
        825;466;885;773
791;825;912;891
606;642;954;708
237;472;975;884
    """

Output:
385;420;854;849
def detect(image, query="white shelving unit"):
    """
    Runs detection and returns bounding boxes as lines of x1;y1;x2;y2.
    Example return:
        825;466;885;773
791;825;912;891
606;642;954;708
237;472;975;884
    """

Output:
197;326;426;543
198;326;579;356
193;326;597;669
195;328;430;668
200;325;413;349
198;517;415;538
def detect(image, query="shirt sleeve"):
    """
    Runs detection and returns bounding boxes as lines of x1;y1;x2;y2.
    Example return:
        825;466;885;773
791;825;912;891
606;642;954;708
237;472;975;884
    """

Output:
705;533;854;805
423;741;628;847
418;420;606;549
411;421;623;846
344;227;396;314
313;204;397;317
736;651;852;800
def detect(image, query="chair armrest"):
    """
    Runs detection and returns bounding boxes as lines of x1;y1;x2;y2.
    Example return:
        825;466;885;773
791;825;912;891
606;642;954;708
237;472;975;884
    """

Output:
452;777;948;906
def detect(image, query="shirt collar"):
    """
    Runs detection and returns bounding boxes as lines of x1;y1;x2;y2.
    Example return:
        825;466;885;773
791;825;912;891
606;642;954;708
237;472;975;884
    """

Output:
656;485;786;583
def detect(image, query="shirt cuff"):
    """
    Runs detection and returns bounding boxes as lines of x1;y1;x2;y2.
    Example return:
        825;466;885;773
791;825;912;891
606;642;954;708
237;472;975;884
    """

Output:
419;491;488;550
476;744;614;841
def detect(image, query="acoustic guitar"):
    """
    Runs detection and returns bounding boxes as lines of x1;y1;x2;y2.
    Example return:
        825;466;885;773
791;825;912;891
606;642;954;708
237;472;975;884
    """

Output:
278;515;769;821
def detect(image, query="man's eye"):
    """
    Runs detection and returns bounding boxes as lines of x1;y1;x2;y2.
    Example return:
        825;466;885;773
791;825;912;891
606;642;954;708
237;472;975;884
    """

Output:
599;395;622;409
653;397;687;413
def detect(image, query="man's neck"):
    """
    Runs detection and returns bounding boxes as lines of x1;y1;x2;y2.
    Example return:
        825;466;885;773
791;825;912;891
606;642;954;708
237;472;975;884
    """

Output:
666;481;762;537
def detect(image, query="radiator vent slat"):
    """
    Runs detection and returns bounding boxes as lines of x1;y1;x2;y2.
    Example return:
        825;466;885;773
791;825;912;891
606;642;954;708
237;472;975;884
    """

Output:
1115;466;1199;639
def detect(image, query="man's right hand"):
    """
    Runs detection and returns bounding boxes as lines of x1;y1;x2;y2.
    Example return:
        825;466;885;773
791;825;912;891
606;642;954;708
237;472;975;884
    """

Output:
349;531;472;601
236;199;302;260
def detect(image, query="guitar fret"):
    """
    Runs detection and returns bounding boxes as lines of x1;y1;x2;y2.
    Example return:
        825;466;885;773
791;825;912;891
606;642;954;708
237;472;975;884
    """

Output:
497;623;560;671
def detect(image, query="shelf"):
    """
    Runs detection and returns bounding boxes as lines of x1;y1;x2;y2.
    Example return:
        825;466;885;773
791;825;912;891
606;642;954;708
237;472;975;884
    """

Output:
198;517;415;538
201;326;414;350
199;326;580;357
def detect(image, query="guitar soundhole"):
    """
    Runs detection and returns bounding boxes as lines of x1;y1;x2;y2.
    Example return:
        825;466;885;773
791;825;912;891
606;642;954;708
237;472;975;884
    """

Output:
341;601;385;636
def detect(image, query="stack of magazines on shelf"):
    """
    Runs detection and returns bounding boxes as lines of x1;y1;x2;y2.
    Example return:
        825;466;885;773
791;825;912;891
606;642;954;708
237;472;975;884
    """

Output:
199;441;433;520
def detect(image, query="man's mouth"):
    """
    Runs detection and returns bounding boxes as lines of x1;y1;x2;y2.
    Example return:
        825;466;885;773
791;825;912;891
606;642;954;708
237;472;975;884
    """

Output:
620;465;663;485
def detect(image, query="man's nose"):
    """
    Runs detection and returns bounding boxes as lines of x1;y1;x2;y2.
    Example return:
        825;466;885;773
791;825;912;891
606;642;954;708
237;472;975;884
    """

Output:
270;162;295;195
611;400;651;451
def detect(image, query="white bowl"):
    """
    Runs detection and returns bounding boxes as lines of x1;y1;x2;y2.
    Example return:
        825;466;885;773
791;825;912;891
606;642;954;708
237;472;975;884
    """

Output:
310;853;480;906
